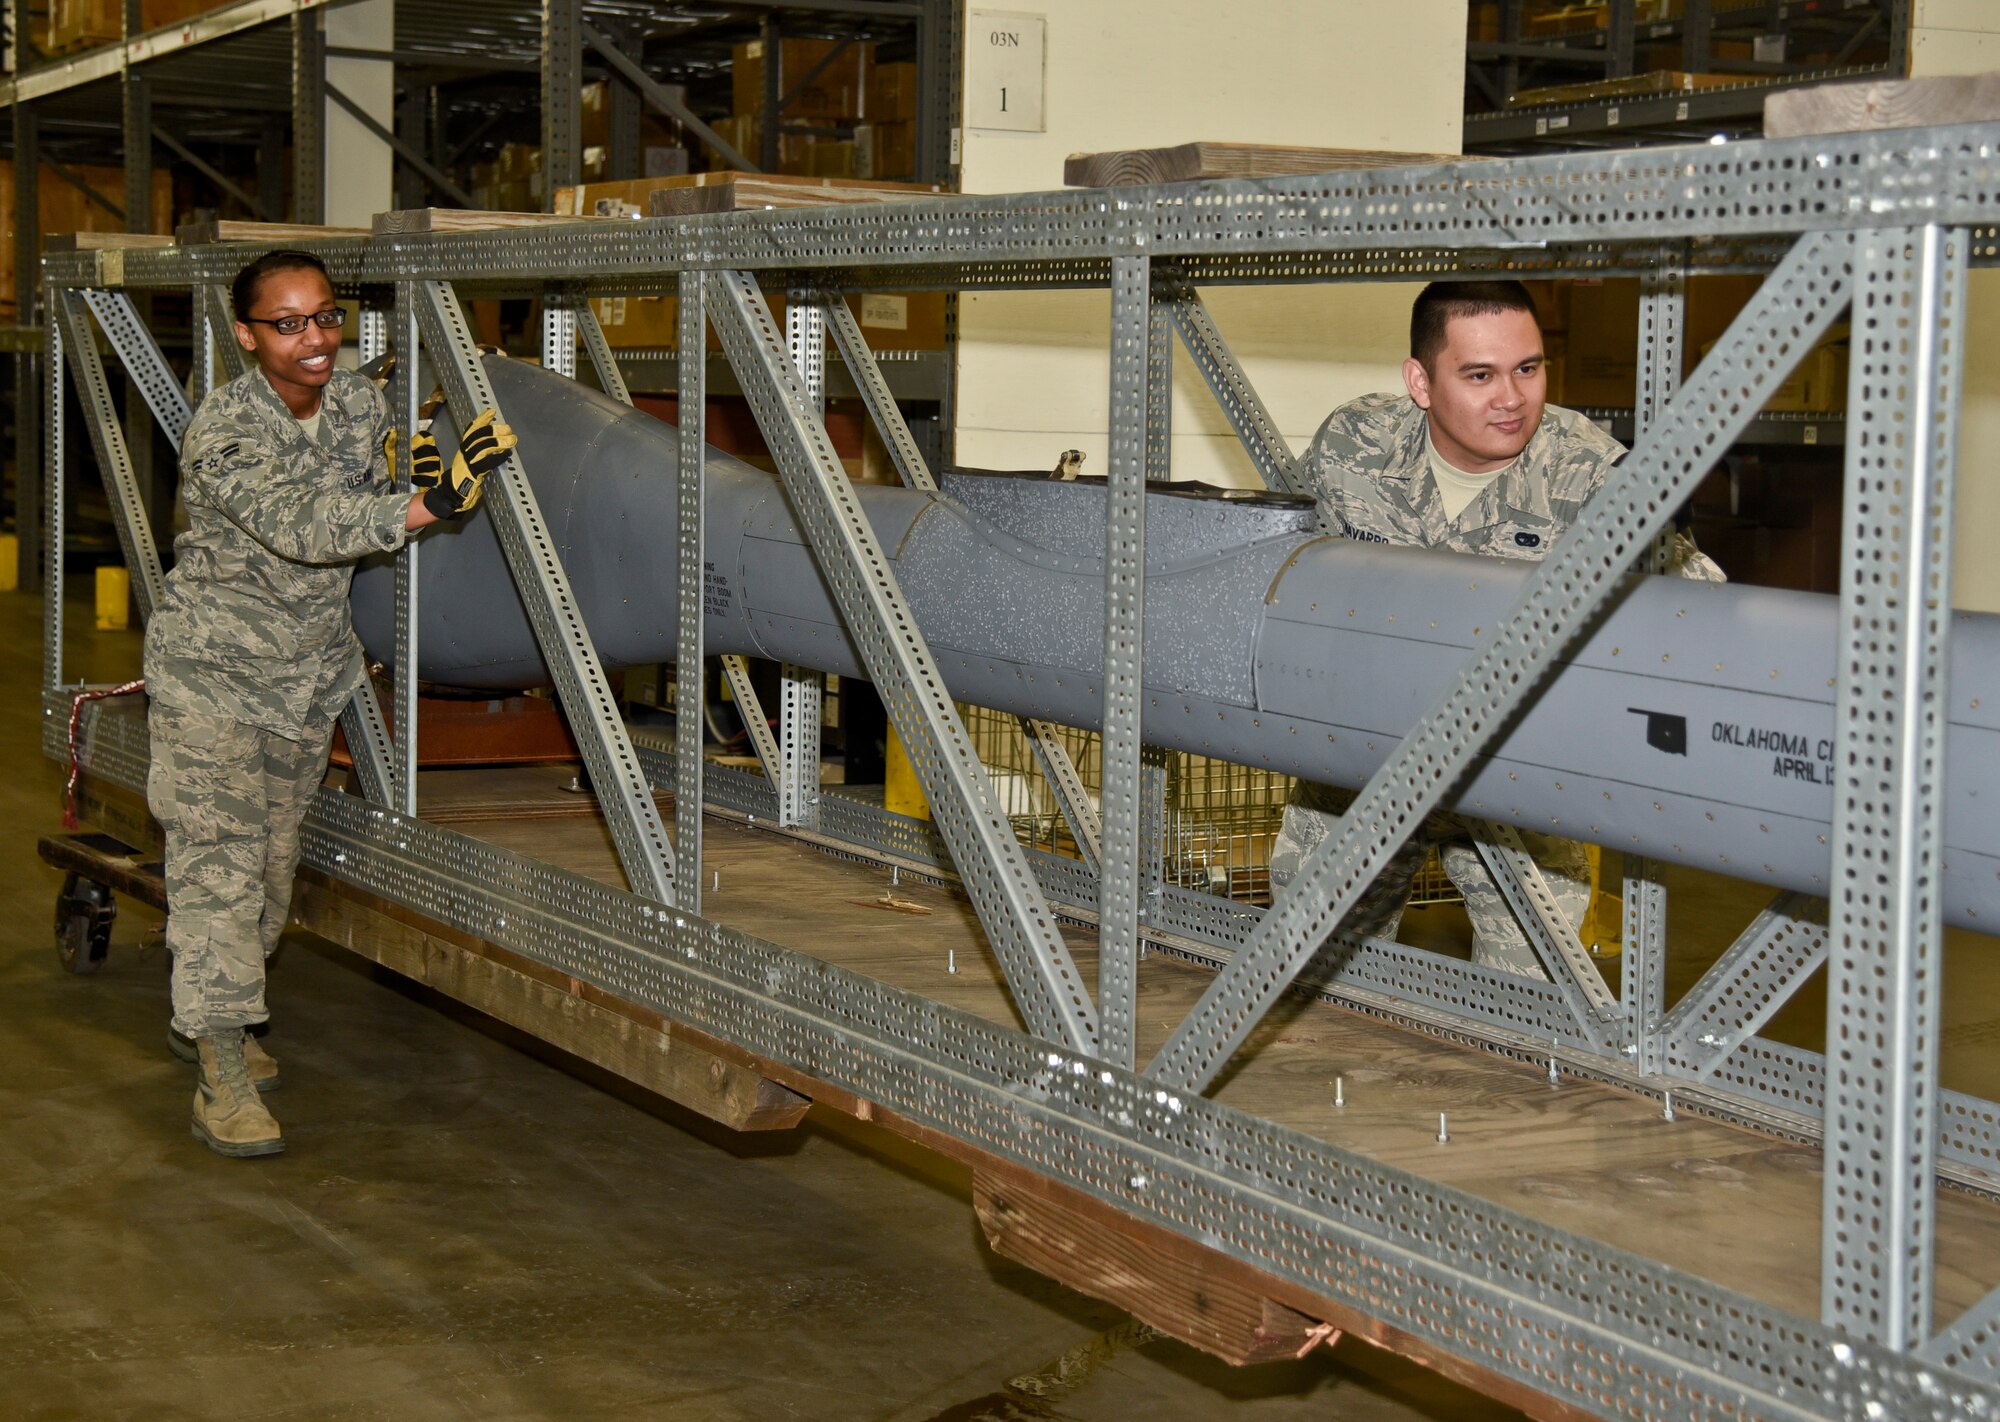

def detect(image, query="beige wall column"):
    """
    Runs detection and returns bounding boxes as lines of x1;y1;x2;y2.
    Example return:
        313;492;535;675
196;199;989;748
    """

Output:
1911;1;2000;611
324;0;395;230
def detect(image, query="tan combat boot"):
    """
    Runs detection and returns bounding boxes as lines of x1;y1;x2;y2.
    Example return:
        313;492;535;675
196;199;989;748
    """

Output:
170;1024;280;1091
192;1030;285;1157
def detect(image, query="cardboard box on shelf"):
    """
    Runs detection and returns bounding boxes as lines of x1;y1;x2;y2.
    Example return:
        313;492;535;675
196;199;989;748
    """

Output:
497;143;541;181
0;159;172;313
581;79;686;156
807;139;856;179
1700;326;1848;414
141;0;230;28
1559;278;1640;408
868;61;919;121
702;115;809;174
589;288;946;352
49;0;119;51
854;121;916;180
732;37;872;121
558;170;943;220
493;178;537;212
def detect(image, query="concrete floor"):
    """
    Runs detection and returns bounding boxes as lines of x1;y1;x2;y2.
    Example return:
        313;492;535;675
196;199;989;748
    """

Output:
0;584;1524;1420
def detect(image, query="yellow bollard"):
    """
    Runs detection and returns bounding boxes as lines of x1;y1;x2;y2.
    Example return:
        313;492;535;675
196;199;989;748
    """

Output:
95;566;131;631
0;534;17;593
883;725;930;821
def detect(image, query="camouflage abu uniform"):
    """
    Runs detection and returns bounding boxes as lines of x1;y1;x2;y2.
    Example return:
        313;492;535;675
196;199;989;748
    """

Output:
1270;392;1624;977
144;366;410;1038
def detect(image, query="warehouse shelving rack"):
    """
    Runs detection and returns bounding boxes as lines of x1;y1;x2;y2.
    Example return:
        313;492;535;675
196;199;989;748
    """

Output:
1465;0;1910;152
1;0;959;595
33;122;2000;1419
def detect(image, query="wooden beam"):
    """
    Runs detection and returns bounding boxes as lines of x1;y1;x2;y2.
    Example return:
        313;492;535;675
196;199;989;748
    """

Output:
974;1167;1326;1366
1062;140;1469;188
1764;73;2000;139
370;208;611;237
646;175;942;217
292;877;813;1133
42;231;176;252
176;219;370;245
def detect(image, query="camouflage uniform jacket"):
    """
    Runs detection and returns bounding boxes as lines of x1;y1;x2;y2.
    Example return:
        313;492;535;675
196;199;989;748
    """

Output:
143;366;410;739
1296;391;1624;561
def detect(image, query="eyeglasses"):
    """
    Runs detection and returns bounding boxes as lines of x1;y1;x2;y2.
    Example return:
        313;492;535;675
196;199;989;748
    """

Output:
242;308;347;337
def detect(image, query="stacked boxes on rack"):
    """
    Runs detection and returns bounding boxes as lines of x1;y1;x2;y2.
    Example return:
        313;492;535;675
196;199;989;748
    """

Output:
707;38;919;180
580;80;689;182
1469;0;1897;106
550;172;948;351
1529;277;1848;415
0;160;173;314
45;0;228;51
467;81;696;211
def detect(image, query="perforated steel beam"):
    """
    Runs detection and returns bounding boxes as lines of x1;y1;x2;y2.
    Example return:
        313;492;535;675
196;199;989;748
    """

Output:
1023;719;1102;872
820;294;933;493
542;0;582;204
80;288;192;447
1820;225;1965;1350
1925;1284;2000;1384
1617;250;1689;1075
705;266;1096;1052
817;291;1104;869
201;285;250;383
337;683;396;808
390;282;421;816
1473;823;1619;1041
779;295;828;831
50;289;167;621
291;9;324;224
1159;275;1309;501
1663;893;1828;1078
577;300;630;405
540;298;577;378
1146;230;1856;1095
413;280;676;902
676;272;706;913
1097;253;1149;1069
42;313;64;693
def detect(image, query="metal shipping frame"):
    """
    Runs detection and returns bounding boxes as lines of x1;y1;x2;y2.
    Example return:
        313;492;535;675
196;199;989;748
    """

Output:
34;124;2000;1420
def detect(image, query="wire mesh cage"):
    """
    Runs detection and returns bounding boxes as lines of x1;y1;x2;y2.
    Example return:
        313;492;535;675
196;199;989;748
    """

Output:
949;703;1462;906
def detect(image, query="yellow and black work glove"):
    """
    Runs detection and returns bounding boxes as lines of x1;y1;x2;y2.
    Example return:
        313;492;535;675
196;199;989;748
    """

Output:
416;409;515;519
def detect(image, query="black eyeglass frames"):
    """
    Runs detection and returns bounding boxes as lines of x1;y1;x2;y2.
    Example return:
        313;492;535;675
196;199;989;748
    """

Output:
241;309;348;337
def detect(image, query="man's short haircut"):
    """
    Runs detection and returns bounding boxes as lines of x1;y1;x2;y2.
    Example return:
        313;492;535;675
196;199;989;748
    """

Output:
1409;279;1540;370
231;250;330;321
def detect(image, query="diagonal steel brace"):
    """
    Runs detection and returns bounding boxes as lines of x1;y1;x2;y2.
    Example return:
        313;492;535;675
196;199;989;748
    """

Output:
1474;820;1620;1040
413;280;677;901
1662;891;1828;1077
708;267;1097;1052
816;291;1106;871
1145;230;1857;1093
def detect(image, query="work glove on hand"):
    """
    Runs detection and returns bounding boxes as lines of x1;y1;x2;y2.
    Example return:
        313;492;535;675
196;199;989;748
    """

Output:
415;409;515;519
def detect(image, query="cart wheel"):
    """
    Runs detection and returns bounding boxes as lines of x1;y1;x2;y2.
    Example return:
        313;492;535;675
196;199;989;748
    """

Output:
54;872;116;975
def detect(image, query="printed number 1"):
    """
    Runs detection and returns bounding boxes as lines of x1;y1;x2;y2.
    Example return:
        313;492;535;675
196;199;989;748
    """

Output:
999;86;1008;112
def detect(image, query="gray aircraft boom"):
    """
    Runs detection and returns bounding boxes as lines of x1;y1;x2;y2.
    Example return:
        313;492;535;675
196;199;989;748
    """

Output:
349;356;2000;931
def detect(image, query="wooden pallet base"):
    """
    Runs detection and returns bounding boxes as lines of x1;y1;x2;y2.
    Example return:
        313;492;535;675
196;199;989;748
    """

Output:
293;876;812;1134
